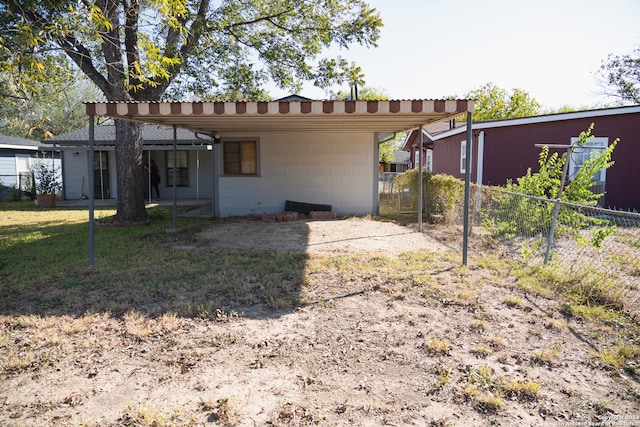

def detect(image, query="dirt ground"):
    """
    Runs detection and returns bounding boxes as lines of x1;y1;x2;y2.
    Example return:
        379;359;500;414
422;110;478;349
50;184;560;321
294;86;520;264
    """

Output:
193;216;451;255
2;217;639;426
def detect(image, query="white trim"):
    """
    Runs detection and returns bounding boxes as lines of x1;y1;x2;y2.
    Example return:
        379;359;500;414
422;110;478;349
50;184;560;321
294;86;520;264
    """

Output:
434;106;640;140
460;140;467;174
425;149;433;173
476;131;485;185
0;144;39;151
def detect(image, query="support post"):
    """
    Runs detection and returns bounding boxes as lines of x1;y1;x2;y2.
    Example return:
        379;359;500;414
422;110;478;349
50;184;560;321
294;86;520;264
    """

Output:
418;125;423;232
172;125;178;230
212;141;220;217
462;113;473;266
88;116;95;266
147;150;151;204
544;147;571;264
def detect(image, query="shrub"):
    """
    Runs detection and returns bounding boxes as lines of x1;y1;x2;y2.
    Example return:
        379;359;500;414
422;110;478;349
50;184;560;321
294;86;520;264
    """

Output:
31;156;61;195
394;170;466;224
483;124;618;244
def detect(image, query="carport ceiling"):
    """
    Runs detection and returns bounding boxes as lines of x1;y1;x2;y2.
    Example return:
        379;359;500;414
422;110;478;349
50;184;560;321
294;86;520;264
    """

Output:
86;99;474;134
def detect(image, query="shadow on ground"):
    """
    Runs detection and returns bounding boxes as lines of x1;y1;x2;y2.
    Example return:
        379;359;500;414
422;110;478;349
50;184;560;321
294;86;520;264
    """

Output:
0;204;309;321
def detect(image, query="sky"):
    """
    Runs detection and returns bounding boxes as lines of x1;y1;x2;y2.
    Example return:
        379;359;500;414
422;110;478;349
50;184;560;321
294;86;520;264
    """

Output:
269;0;640;110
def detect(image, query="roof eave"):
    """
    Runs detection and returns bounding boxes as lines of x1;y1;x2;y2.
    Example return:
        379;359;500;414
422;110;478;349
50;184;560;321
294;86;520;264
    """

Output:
84;100;475;135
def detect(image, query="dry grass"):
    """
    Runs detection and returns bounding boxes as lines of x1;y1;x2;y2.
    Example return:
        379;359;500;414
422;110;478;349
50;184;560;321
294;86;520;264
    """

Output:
2;201;640;426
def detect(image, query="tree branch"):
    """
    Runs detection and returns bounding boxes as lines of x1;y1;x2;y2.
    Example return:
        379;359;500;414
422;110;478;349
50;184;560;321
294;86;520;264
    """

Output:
57;35;114;99
141;0;210;100
123;0;141;93
223;10;292;31
95;0;127;99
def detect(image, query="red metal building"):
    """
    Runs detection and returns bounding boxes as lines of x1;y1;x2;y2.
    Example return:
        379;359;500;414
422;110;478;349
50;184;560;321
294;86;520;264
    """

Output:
404;106;640;211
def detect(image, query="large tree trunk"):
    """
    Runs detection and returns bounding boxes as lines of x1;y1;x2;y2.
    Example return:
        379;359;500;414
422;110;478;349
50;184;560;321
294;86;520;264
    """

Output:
113;119;148;223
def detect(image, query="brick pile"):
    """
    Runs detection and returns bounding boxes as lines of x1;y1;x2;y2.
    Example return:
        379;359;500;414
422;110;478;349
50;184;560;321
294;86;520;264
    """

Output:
310;211;337;220
261;212;300;223
261;210;337;222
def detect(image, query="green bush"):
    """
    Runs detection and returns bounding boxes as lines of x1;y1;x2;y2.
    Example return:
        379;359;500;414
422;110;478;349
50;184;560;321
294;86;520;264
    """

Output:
394;170;466;224
484;124;618;242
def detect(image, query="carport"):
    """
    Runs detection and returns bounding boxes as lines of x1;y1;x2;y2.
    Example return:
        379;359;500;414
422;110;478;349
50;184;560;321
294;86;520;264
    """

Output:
85;99;475;264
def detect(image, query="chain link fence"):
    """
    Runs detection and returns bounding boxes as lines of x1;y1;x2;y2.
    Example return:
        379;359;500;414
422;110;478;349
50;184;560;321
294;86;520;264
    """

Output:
388;177;640;315
479;188;639;267
379;172;401;195
478;188;640;316
0;172;33;200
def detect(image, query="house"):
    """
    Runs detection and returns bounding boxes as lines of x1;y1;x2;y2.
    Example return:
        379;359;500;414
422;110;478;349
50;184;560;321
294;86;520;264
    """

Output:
79;99;474;217
379;150;411;194
402;119;461;172
46;125;211;201
0;134;61;200
404;106;640;211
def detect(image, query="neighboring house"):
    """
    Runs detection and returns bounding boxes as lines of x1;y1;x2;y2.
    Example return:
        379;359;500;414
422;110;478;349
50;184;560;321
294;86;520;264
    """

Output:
80;99;474;217
402;119;462;172
380;150;410;174
46;125;211;201
404;106;640;211
0;134;61;200
379;150;411;194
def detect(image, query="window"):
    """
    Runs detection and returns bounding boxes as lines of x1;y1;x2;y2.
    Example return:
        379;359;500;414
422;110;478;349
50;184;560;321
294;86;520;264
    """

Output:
166;150;188;186
224;140;257;175
569;137;608;183
389;163;408;173
460;140;471;174
425;149;433;173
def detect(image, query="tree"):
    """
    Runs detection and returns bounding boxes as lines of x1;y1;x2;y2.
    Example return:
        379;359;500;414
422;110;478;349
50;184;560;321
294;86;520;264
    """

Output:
0;33;90;140
340;59;365;100
464;83;542;121
1;0;382;222
598;45;640;105
0;69;99;140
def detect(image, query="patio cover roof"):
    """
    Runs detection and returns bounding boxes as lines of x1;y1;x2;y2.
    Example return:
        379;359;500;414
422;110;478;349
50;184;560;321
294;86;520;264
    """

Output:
85;99;474;134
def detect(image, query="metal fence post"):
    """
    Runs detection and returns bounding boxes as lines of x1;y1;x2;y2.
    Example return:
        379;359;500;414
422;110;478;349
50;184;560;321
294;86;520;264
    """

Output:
462;113;473;266
544;148;571;264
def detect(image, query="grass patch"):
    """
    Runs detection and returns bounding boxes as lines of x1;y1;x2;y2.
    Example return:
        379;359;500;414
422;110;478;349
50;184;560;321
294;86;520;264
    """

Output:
0;202;210;295
118;402;200;426
559;304;629;324
425;337;451;355
504;295;523;308
530;347;560;366
501;379;541;401
591;344;640;373
462;364;541;413
511;262;634;324
545;318;567;331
